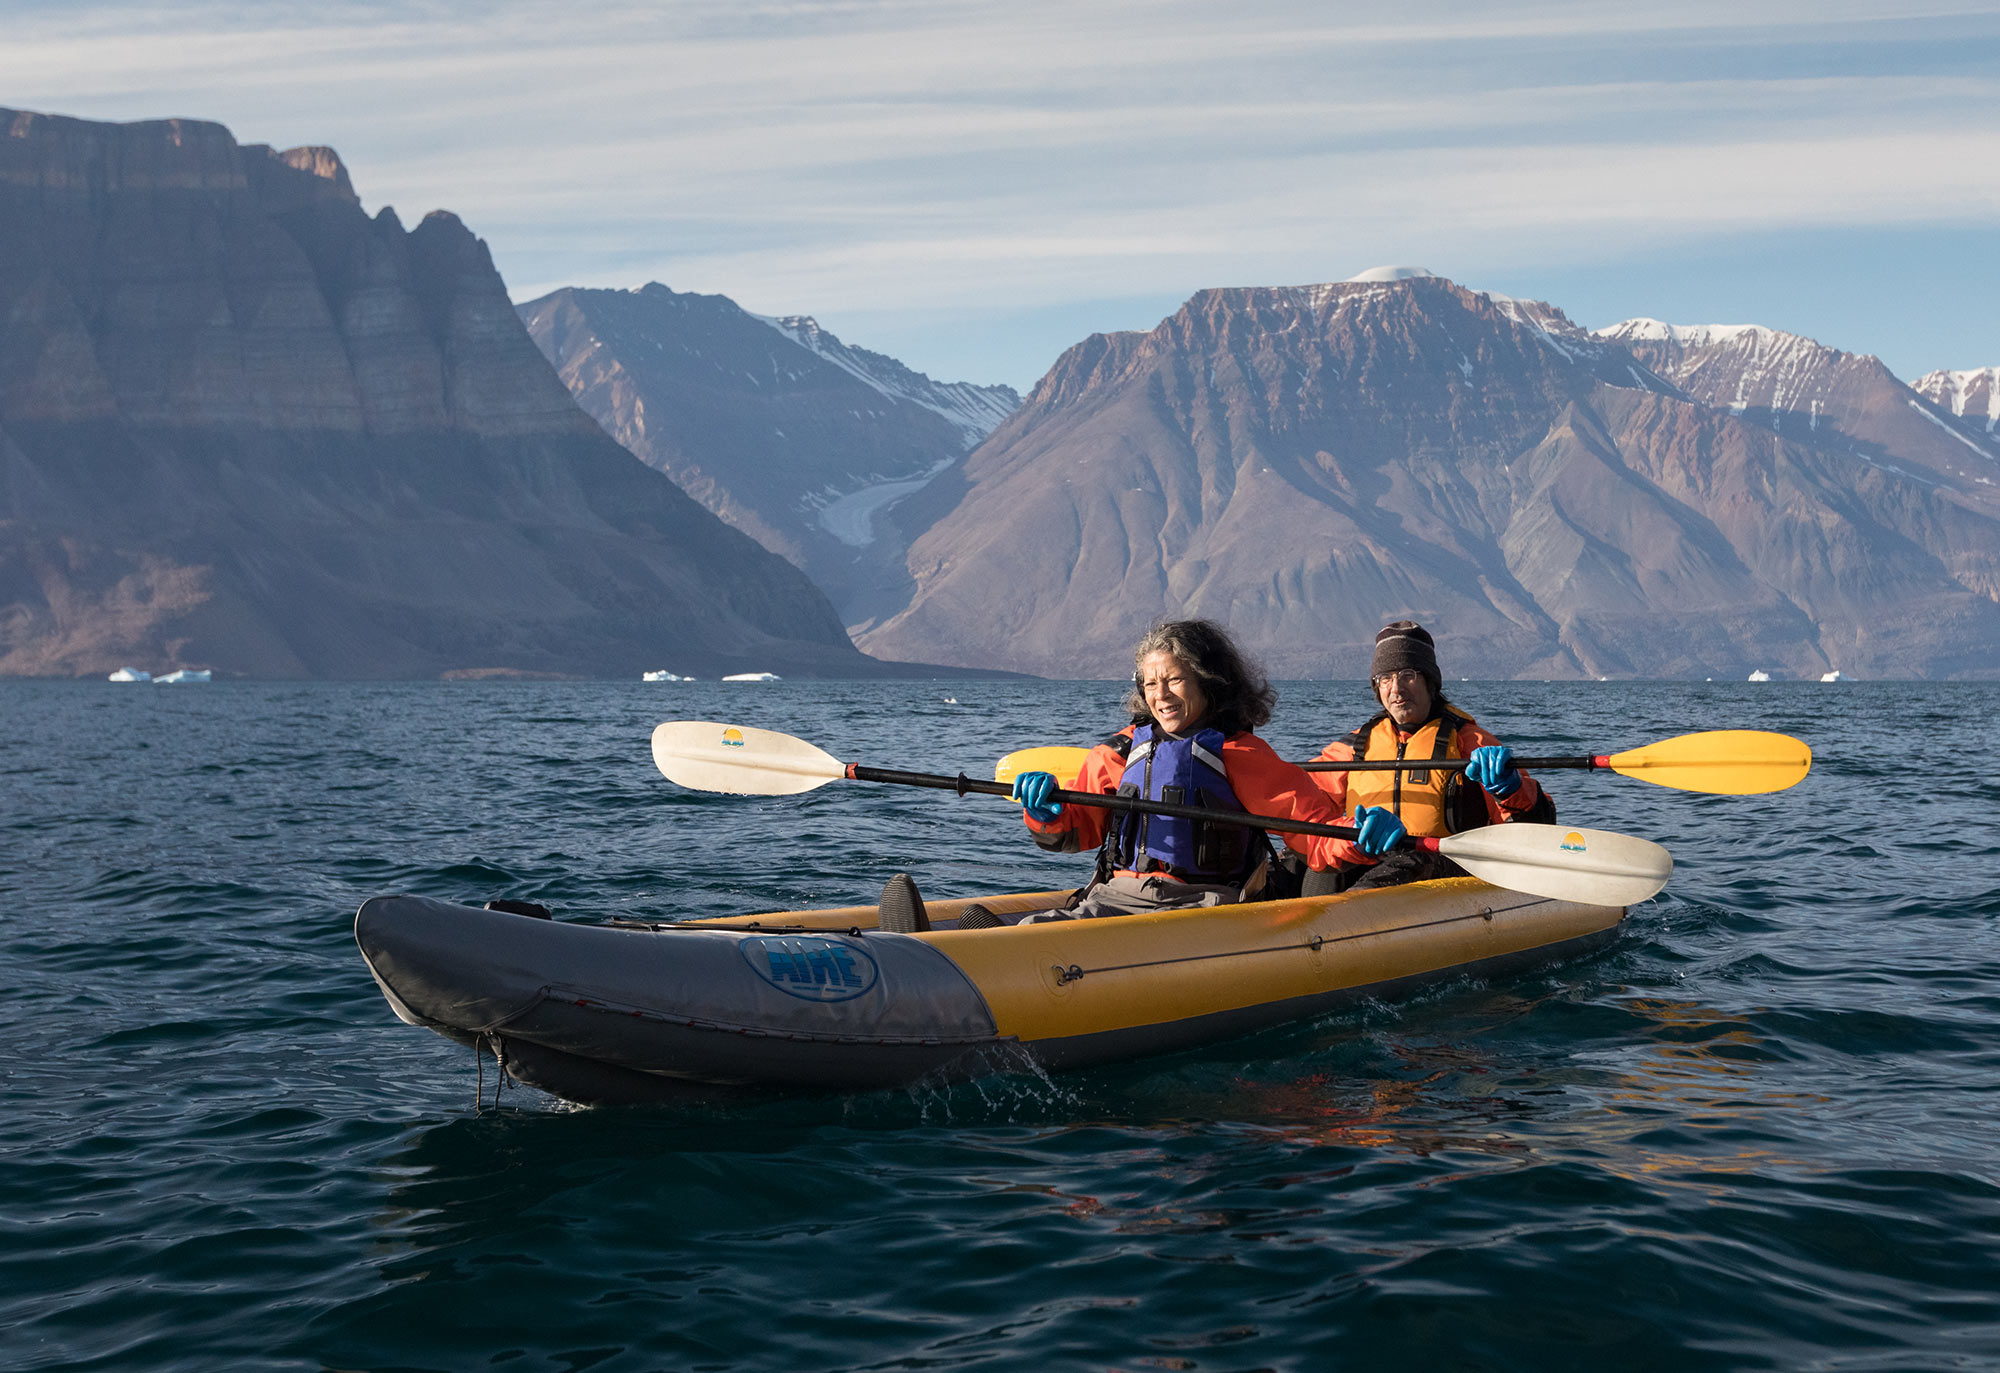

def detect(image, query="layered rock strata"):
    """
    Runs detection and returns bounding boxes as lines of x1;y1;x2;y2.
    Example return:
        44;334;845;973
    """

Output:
1601;321;2000;512
520;284;1017;628
857;277;2000;680
0;108;875;679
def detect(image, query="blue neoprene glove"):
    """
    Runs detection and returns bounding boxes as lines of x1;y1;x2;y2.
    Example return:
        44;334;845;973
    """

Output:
1465;745;1521;798
1353;804;1406;857
1011;770;1064;823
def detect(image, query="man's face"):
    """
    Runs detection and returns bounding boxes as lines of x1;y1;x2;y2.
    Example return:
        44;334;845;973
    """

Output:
1374;668;1432;728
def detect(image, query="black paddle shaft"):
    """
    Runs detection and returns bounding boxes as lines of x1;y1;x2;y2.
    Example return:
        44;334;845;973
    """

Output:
845;764;1363;841
1300;755;1603;773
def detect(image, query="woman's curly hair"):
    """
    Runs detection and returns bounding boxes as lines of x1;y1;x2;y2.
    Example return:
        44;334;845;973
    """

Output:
1122;619;1277;735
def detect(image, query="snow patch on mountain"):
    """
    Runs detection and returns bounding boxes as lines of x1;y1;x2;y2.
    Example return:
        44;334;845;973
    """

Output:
810;455;959;547
1914;366;2000;435
1344;265;1436;283
1603;317;2000;486
1599;318;1848;419
1293;281;1383;312
752;313;1017;446
1601;319;1769;348
1597;320;1840;378
1485;291;1636;371
1907;397;2000;461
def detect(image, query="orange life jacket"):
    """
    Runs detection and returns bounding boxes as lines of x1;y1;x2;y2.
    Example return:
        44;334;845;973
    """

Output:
1339;706;1490;838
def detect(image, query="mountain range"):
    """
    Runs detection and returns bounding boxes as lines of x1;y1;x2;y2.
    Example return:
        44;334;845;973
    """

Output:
0;107;887;679
842;273;2000;679
518;284;1016;627
9;105;1997;683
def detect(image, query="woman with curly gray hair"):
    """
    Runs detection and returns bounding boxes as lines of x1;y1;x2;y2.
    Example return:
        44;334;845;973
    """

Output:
998;617;1405;922
1117;618;1278;736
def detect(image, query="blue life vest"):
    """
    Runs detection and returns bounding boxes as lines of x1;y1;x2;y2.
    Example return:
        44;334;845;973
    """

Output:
1110;725;1258;882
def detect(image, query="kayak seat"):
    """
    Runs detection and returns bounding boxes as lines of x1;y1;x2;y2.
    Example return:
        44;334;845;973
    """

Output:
485;898;553;919
878;873;931;934
955;903;1003;930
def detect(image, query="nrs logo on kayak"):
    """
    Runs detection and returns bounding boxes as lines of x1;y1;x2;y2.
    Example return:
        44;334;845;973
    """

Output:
742;936;878;1001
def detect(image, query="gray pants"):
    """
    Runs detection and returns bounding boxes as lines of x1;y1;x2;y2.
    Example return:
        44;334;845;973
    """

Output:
1301;847;1463;897
1023;872;1246;923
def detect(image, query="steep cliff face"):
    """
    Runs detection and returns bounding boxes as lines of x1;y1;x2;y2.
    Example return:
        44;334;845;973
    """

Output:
857;276;2000;679
518;284;1017;626
0;108;875;679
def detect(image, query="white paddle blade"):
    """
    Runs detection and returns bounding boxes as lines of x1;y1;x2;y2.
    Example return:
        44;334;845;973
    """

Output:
1438;823;1672;907
651;721;845;795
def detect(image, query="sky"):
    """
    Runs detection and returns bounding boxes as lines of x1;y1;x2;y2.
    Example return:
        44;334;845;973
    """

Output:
4;0;1997;392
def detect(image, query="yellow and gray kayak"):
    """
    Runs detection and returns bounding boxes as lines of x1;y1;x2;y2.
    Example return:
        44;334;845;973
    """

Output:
355;877;1625;1106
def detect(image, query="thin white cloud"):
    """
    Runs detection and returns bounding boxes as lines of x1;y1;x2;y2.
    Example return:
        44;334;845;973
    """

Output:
5;0;1999;382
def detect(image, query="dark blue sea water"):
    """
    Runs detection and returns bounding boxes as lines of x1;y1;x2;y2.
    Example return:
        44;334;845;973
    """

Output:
3;679;1997;1371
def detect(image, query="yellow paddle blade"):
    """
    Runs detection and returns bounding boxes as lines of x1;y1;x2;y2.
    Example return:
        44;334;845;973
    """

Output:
1605;730;1811;795
993;746;1091;789
651;720;845;795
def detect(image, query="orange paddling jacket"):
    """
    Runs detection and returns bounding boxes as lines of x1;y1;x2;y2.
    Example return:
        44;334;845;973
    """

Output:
1311;706;1547;838
1027;726;1369;877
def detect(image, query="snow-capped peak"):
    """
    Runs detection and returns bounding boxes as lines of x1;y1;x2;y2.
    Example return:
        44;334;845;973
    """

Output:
1914;366;2000;434
1598;320;1785;349
750;312;1016;443
1344;265;1436;283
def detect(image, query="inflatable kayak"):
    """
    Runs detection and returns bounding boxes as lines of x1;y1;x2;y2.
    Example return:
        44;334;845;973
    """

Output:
356;877;1626;1106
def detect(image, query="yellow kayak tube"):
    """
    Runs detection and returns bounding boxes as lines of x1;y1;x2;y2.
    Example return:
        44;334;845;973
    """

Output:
927;880;1614;1053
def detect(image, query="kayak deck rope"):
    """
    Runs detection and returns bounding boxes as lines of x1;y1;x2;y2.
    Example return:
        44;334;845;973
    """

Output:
609;920;864;936
1044;895;1550;984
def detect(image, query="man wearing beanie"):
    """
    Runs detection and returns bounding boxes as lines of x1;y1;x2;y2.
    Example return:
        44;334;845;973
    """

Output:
1302;620;1552;894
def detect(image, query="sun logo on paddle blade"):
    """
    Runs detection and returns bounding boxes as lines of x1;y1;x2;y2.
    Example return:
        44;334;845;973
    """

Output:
1560;831;1588;853
721;727;746;748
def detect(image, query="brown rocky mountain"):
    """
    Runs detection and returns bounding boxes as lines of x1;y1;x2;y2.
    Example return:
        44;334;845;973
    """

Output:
856;273;2000;680
518;284;1016;627
1599;321;2000;507
0;107;883;679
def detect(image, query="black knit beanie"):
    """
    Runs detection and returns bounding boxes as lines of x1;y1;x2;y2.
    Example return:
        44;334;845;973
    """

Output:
1370;620;1439;683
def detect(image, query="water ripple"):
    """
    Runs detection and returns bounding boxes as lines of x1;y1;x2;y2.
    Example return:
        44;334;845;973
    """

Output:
2;680;1998;1370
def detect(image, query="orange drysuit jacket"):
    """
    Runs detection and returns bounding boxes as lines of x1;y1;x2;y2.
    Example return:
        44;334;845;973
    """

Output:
1310;711;1544;837
1025;725;1368;875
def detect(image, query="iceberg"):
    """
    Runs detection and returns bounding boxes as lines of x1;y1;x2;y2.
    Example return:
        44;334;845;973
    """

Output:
1747;669;1772;682
154;669;211;684
1820;670;1853;682
721;672;782;682
642;670;689;682
107;667;150;682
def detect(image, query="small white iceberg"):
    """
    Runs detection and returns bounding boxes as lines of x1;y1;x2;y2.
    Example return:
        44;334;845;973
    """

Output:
642;670;689;682
154;669;211;684
722;672;781;682
107;667;150;682
1747;669;1772;682
1820;670;1853;682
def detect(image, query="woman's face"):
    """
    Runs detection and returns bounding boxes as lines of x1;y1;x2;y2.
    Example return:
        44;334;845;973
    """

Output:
1138;650;1209;735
